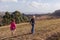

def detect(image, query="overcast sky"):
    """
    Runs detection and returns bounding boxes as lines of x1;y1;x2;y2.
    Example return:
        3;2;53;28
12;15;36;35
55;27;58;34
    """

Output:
0;0;60;13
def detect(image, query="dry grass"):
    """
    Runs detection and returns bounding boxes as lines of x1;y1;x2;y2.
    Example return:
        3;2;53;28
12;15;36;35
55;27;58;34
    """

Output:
0;19;60;40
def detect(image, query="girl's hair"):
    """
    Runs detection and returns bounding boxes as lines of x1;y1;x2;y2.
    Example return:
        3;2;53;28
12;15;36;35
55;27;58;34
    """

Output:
11;19;15;22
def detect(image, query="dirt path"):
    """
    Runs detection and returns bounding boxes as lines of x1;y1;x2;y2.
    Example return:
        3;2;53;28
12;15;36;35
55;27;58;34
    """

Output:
0;23;29;28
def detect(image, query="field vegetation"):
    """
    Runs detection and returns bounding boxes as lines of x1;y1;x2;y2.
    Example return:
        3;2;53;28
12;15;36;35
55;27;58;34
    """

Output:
0;19;60;40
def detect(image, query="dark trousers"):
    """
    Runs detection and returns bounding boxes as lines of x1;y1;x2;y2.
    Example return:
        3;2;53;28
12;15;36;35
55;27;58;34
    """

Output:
31;24;34;34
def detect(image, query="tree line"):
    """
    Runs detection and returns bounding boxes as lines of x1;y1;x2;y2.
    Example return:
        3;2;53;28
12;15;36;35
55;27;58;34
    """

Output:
0;11;29;26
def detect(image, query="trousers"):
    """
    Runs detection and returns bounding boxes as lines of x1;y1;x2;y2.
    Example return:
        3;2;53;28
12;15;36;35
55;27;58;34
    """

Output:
31;24;34;34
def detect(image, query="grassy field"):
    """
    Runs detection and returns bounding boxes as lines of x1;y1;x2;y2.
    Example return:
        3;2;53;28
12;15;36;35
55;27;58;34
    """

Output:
0;19;60;40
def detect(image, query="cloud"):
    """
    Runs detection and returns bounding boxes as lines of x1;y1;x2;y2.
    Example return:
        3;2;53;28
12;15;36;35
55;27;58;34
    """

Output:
54;3;60;9
29;1;50;10
0;0;18;2
30;1;40;8
22;0;27;3
0;5;9;11
0;0;60;13
28;1;60;12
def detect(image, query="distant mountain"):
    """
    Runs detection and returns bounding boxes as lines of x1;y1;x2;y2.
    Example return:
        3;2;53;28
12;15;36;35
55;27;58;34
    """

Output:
0;12;5;16
24;12;48;14
0;11;52;17
52;10;60;16
0;12;13;16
